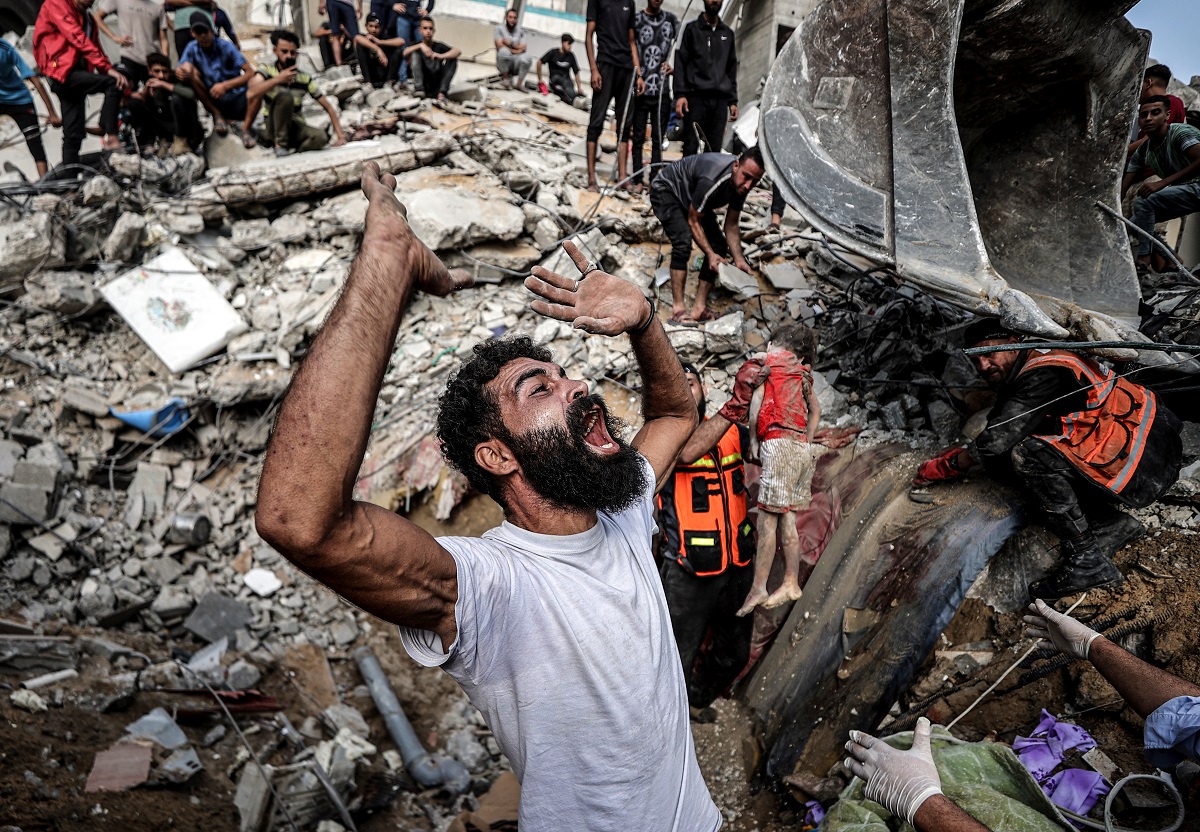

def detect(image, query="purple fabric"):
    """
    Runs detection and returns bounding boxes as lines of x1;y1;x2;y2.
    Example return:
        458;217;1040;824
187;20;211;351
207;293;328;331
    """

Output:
804;800;825;827
1014;709;1098;782
1043;768;1110;815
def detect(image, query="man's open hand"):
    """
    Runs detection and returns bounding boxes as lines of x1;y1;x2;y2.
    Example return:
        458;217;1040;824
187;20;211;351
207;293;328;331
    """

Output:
1024;599;1101;660
360;162;472;297
845;717;943;825
525;240;649;336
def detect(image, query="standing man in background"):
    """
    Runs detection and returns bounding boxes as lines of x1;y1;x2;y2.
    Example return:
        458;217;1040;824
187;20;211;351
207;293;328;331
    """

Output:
0;36;60;178
622;0;677;193
584;0;640;192
164;0;215;60
96;0;169;87
34;0;128;164
319;0;362;66
494;7;531;89
674;0;737;156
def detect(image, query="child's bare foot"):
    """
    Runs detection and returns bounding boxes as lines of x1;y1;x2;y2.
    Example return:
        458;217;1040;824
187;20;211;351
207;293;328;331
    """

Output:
763;584;803;609
736;588;769;617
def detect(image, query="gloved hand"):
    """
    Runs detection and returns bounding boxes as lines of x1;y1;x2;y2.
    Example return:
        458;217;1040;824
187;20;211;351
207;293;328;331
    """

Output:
913;448;964;486
538;81;549;95
845;717;943;825
1024;599;1102;660
716;357;768;424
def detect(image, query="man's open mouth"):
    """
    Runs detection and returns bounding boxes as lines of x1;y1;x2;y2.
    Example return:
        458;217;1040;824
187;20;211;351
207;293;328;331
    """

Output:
580;405;619;454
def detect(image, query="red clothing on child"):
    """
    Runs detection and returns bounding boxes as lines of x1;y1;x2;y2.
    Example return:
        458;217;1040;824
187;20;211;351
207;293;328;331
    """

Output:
756;351;812;442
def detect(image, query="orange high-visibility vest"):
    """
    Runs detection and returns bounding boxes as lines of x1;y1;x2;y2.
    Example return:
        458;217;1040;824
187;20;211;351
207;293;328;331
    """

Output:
657;423;754;576
1020;350;1157;495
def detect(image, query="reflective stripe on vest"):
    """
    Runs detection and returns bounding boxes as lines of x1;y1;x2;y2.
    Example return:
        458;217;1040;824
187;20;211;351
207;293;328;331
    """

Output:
1020;350;1156;494
660;423;751;576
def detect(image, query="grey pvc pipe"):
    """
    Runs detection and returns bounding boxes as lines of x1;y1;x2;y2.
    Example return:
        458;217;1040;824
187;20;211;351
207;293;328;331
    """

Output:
353;646;471;794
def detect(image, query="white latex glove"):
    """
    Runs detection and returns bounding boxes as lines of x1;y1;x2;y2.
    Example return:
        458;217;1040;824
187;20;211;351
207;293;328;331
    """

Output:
844;716;942;824
1024;598;1101;660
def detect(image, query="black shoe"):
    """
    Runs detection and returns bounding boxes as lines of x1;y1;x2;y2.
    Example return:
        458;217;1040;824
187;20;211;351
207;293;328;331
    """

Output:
1089;512;1145;560
1029;534;1124;599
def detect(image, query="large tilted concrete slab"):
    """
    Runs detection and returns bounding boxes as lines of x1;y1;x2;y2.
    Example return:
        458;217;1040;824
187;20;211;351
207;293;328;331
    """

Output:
197;131;458;204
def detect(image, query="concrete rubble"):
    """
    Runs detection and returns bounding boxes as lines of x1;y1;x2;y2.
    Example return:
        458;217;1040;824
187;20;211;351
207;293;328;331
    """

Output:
2;49;1199;832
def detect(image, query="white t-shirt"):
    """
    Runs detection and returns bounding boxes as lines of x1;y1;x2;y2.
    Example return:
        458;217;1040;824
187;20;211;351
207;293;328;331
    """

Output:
400;456;721;832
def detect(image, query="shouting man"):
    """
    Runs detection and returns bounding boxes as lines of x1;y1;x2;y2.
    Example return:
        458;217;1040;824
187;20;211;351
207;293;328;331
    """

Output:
256;163;721;831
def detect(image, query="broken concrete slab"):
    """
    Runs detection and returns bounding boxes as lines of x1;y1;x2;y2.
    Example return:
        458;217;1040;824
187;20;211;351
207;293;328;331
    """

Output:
85;742;154;792
102;212;147;264
389;167;525;250
0;481;51;525
716;262;762;299
202;132;458;204
0;213;66;279
100;247;248;374
183;591;253;644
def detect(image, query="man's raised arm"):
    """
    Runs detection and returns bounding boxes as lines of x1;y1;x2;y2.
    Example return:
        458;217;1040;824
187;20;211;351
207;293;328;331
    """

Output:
524;242;697;488
256;162;472;647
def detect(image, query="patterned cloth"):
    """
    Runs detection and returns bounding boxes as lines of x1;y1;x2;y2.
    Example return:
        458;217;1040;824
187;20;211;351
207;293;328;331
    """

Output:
757;436;815;513
633;8;677;99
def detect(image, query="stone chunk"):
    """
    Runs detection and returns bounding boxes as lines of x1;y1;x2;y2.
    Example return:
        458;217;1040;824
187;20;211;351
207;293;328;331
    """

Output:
183;592;253;643
0;439;22;479
0;482;50;524
62;383;110;417
102;212;146;262
82;175;121;205
226;659;262;690
0;213;66;278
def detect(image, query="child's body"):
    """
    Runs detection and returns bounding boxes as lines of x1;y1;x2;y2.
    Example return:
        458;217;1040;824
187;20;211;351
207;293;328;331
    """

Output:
737;325;822;616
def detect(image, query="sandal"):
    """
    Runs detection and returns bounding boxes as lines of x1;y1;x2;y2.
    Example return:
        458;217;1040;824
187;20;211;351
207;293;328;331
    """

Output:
668;311;699;327
213;118;229;137
240;126;257;149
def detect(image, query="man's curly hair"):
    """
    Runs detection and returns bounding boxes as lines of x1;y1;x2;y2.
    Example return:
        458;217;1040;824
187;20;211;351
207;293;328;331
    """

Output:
437;336;552;504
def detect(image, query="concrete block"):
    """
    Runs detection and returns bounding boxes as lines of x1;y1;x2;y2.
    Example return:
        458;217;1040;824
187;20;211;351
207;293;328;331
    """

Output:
102;212;147;263
0;213;66;279
62;384;110;418
0;439;22;480
183;591;253;643
0;482;51;524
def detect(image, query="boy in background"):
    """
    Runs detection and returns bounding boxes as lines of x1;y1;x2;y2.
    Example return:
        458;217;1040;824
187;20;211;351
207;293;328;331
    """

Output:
737;323;822;616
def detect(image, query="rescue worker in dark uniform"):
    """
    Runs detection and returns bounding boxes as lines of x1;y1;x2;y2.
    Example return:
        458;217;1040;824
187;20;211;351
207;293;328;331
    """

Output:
657;361;756;717
915;320;1183;599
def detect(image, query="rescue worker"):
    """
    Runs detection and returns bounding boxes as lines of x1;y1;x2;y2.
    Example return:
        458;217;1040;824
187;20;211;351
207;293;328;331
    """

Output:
915;320;1182;599
657;360;758;718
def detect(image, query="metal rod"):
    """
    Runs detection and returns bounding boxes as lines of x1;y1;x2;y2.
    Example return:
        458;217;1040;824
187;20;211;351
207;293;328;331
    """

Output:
1095;201;1198;281
963;340;1200;356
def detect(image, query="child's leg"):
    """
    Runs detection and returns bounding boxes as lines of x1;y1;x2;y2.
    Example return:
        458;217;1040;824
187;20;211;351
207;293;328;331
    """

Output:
764;509;803;607
737;510;778;616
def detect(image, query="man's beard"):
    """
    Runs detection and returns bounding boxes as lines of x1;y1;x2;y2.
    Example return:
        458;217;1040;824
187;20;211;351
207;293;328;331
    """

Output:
502;394;648;514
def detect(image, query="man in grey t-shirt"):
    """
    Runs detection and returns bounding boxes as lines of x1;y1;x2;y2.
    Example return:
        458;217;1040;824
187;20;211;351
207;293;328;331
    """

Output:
96;0;169;86
493;7;531;88
257;164;722;831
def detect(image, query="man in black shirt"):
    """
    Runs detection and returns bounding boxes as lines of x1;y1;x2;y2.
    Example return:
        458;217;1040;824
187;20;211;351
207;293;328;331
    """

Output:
585;0;641;191
357;13;406;88
915;321;1182;599
126;51;203;154
537;33;582;105
650;148;764;324
403;17;459;100
674;0;737;156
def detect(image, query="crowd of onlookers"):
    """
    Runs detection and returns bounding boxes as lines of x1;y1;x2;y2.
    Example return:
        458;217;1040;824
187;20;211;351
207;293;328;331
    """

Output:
0;0;752;181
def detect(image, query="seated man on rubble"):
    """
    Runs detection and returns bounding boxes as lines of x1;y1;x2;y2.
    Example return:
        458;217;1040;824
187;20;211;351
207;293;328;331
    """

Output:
1121;95;1200;275
126;52;204;155
248;29;347;156
537;33;582;106
403;17;459;101
842;601;1200;832
256;161;721;830
493;7;531;89
177;12;255;145
650;147;765;324
357;13;405;88
914;320;1182;600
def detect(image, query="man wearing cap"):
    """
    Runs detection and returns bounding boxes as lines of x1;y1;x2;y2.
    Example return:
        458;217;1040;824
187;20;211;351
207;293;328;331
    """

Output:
915;321;1183;599
177;11;255;142
657;360;757;721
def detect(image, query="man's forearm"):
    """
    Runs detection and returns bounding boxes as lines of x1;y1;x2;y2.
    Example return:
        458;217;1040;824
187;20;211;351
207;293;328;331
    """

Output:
632;318;694;424
1089;637;1200;719
912;796;992;832
679;414;731;464
258;231;416;547
687;209;718;258
724;211;745;261
1160;157;1200;189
